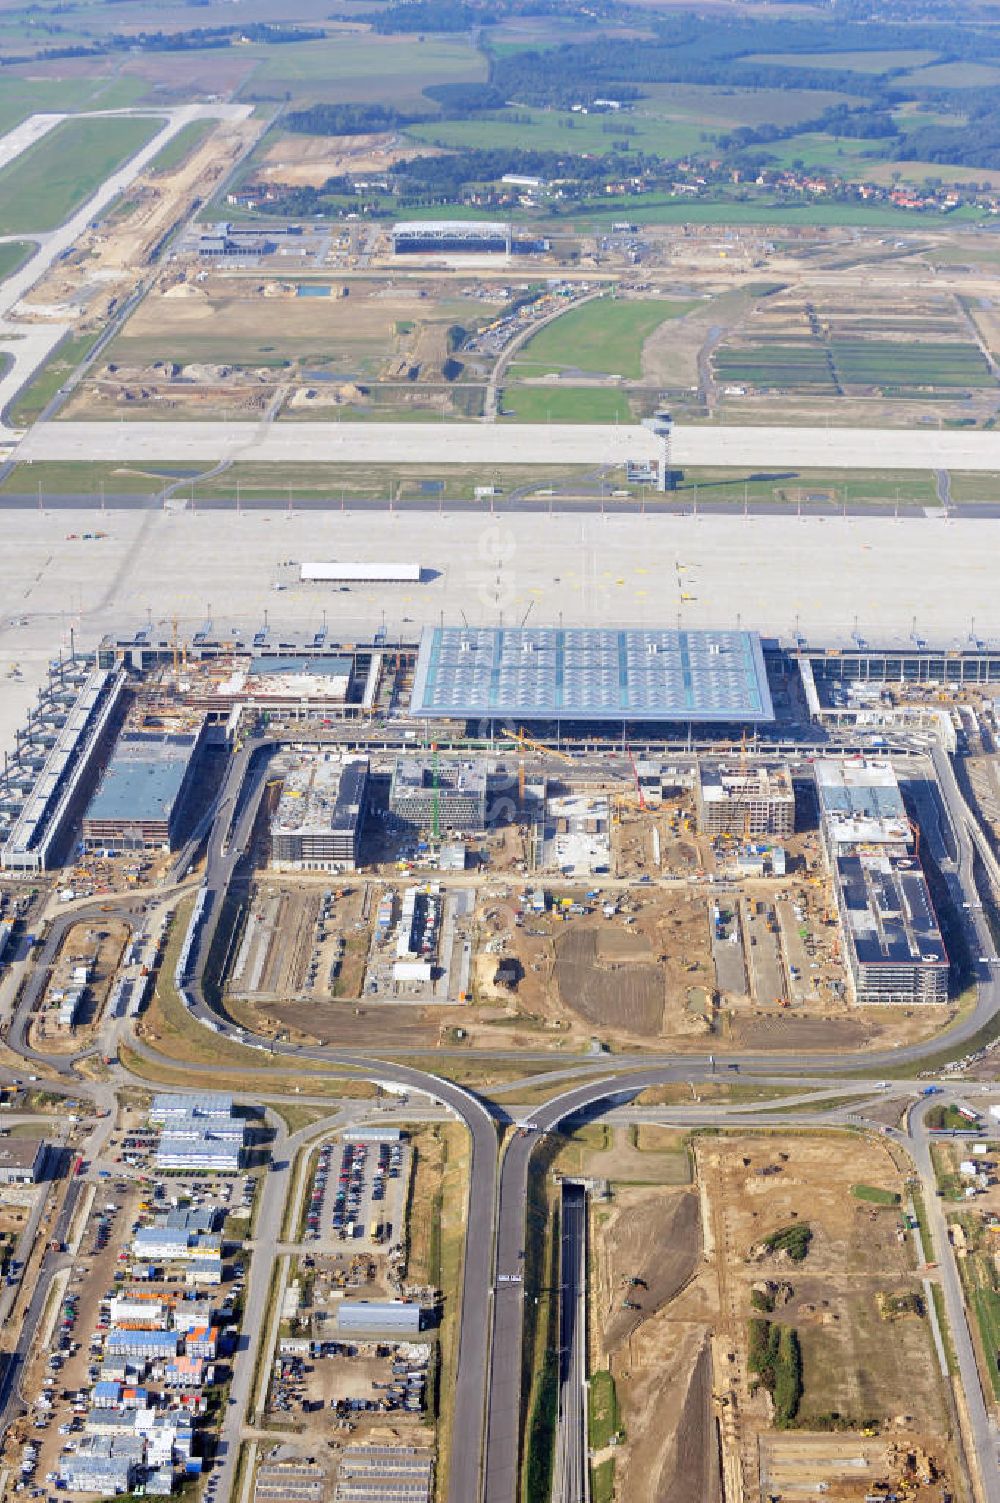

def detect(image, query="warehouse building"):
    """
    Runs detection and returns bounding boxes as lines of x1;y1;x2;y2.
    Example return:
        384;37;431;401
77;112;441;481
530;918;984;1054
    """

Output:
697;762;795;837
833;851;948;1005
0;1137;47;1184
271;757;369;871
814;759;911;857
83;722;206;851
410;627;773;726
390;758;488;833
151;1092;234;1122
336;1299;424;1335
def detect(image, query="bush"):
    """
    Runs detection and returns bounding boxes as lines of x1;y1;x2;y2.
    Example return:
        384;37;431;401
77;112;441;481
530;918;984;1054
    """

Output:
763;1223;812;1261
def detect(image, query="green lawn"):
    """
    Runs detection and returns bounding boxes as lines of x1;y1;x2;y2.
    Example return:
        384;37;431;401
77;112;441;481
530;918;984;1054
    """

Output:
0;115;161;234
512;297;696;380
238;33;485;109
146;118;214;175
850;1184;901;1206
0;240;33;285
561;194;982;230
499;385;633;422
587;1370;621;1450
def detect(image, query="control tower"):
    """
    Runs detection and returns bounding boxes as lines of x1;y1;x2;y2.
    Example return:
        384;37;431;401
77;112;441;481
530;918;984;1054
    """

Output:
649;407;673;491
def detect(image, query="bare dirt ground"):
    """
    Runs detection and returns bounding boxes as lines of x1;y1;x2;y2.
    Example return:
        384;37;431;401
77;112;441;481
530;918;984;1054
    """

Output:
555;926;663;1035
597;1186;701;1351
615;1328;722;1503
259;130;441;186
586;1130;960;1503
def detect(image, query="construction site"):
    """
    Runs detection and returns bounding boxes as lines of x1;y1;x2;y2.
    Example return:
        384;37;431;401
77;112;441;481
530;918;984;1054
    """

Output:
578;1126;962;1503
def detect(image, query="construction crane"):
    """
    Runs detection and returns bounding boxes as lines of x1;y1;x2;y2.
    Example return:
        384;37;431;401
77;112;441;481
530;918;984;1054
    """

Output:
625;742;647;810
500;727;573;764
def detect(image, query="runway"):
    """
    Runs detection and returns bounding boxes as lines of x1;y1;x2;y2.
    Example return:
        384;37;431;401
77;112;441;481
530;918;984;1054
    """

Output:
18;418;1000;471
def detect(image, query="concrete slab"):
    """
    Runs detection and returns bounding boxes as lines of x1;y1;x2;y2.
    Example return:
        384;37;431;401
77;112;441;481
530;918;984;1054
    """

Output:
0;506;996;763
19;419;1000;471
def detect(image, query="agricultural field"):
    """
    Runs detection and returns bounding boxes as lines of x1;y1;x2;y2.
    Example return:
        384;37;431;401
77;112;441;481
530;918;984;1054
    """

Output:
710;282;999;418
746;48;941;72
236;33;486;110
0;115;161;234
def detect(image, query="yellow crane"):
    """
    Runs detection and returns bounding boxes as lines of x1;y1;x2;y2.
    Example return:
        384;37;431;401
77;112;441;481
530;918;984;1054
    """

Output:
500;727;574;764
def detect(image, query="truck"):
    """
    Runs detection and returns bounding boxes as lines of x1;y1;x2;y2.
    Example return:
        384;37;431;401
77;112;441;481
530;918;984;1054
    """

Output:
922;1085;942;1096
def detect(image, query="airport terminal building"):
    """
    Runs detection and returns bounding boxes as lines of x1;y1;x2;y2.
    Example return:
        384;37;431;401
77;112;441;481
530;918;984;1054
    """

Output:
82;723;206;852
409;626;774;729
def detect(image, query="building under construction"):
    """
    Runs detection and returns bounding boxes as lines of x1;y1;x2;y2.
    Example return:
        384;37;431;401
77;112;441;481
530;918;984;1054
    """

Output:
697;762;795;838
834;851;948;1005
271;757;369;871
389;758;489;834
82;719;207;852
814;759;912;857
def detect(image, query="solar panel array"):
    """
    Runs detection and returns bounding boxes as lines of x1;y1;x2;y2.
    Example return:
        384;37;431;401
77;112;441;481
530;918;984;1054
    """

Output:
410;627;773;723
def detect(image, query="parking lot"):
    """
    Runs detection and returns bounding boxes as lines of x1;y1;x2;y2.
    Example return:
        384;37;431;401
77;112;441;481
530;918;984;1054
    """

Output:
305;1135;409;1255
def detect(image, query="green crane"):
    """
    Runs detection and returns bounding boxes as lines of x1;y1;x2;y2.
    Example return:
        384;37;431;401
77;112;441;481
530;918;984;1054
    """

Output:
431;743;441;845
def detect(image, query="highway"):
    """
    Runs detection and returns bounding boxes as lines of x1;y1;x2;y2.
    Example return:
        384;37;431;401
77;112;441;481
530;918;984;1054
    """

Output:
4;723;1000;1503
908;1098;1000;1503
552;1182;589;1503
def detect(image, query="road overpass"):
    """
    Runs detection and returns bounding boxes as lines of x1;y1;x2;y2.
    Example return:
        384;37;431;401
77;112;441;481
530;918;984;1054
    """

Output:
20;418;1000;471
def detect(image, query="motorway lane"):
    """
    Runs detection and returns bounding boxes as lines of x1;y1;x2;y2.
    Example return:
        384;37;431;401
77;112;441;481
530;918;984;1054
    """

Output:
8;734;994;1503
552;1182;588;1503
909;1098;1000;1503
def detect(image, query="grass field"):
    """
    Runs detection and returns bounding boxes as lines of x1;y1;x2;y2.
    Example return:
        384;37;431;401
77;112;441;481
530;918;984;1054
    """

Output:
511;297;696;380
0;239;32;285
757;131;899;175
238;33;485;109
145;117;214;175
905;60;1000;88
0;115;161;234
409;108;711;162
745;48;939;73
565;194;983;231
499;385;633;422
666;465;943;508
0;75;145;136
7;331;100;428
